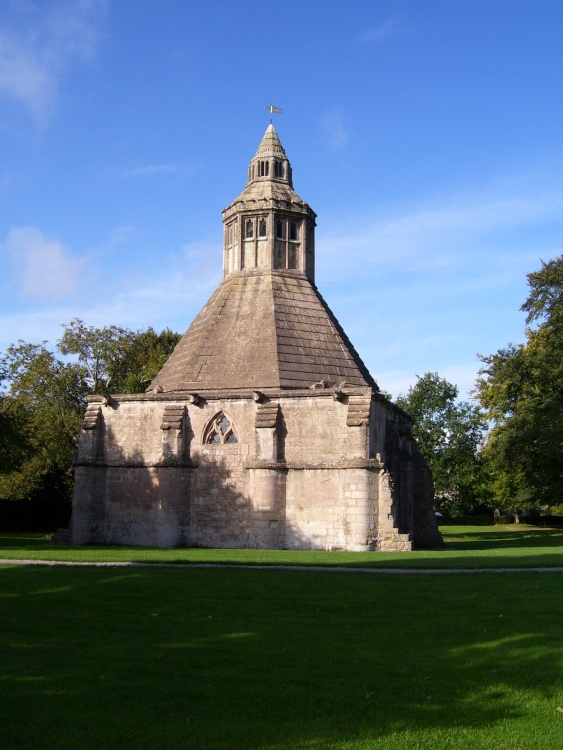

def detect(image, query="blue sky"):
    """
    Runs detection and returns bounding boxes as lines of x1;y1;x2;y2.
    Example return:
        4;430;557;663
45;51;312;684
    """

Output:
1;0;563;399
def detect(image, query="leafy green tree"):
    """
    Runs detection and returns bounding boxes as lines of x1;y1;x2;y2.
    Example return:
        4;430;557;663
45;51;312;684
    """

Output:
58;318;136;394
396;372;489;515
108;327;181;393
57;320;180;394
0;323;181;503
476;255;563;508
0;342;87;500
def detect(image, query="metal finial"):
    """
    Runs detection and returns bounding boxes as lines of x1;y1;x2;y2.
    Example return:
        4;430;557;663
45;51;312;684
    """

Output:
265;104;283;123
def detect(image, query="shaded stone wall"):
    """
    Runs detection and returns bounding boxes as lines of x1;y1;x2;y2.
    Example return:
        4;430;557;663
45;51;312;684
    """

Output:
71;389;441;551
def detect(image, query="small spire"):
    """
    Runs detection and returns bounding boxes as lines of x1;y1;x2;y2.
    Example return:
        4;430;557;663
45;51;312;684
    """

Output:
248;123;292;187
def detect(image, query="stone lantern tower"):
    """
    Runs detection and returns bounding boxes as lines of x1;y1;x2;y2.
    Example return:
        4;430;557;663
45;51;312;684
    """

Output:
222;124;316;282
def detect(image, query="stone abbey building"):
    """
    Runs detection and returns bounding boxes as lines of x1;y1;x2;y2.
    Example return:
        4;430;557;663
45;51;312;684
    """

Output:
71;125;442;551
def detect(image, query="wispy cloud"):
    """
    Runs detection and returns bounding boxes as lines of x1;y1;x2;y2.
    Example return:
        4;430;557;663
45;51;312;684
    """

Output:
320;108;349;152
318;184;563;282
0;0;106;125
0;232;221;351
1;226;82;299
359;20;399;45
313;171;563;399
122;164;182;178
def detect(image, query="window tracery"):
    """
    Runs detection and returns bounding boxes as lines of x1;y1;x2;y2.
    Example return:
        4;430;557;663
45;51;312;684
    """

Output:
204;412;238;445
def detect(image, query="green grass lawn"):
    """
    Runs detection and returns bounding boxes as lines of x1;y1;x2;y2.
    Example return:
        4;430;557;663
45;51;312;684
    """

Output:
0;563;561;750
1;527;562;749
0;524;562;569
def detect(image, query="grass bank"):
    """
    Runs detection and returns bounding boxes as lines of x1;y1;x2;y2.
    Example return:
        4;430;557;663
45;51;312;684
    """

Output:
1;564;561;749
0;525;562;569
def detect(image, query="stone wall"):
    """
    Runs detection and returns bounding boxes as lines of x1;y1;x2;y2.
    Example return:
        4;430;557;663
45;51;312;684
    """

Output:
71;388;442;551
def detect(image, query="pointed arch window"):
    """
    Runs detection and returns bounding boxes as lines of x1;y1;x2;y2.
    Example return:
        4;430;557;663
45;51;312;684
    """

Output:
245;220;254;239
259;218;267;237
204;412;238;445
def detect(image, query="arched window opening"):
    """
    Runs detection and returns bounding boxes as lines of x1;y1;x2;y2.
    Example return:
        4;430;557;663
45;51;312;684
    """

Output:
265;161;269;176
276;220;284;239
246;220;254;239
259;219;267;237
204;412;238;445
289;222;297;241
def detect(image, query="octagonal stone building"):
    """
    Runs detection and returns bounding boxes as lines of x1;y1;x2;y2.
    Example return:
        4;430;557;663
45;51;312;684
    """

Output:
71;125;442;551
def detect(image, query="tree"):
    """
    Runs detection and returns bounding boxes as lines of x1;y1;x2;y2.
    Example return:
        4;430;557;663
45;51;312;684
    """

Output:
58;320;180;394
58;318;136;394
107;327;181;393
0;342;87;500
476;255;563;509
0;323;181;503
396;372;489;515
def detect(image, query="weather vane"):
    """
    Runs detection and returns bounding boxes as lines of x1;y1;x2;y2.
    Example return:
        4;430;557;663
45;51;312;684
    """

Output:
265;104;283;123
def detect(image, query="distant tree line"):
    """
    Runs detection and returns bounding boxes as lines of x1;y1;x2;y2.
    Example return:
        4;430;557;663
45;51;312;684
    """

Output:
0;255;561;521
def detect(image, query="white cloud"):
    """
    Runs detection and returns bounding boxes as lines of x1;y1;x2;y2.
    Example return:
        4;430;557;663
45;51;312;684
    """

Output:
1;226;81;299
359;20;399;45
0;0;105;124
320;108;349;152
0;234;221;351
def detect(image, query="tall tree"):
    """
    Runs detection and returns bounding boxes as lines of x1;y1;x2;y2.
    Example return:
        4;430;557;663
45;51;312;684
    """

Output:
0;342;87;500
108;327;181;393
0;323;181;503
58;318;135;394
476;255;563;508
396;372;489;515
57;320;180;395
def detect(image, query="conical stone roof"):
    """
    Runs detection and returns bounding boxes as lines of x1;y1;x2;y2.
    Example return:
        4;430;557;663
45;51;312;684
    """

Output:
149;272;377;392
147;125;378;394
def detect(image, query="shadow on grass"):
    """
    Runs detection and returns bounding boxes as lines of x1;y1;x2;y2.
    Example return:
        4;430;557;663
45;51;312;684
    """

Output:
1;566;561;750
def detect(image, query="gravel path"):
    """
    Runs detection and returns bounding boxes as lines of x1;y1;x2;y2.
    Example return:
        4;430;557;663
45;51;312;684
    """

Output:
1;558;562;574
